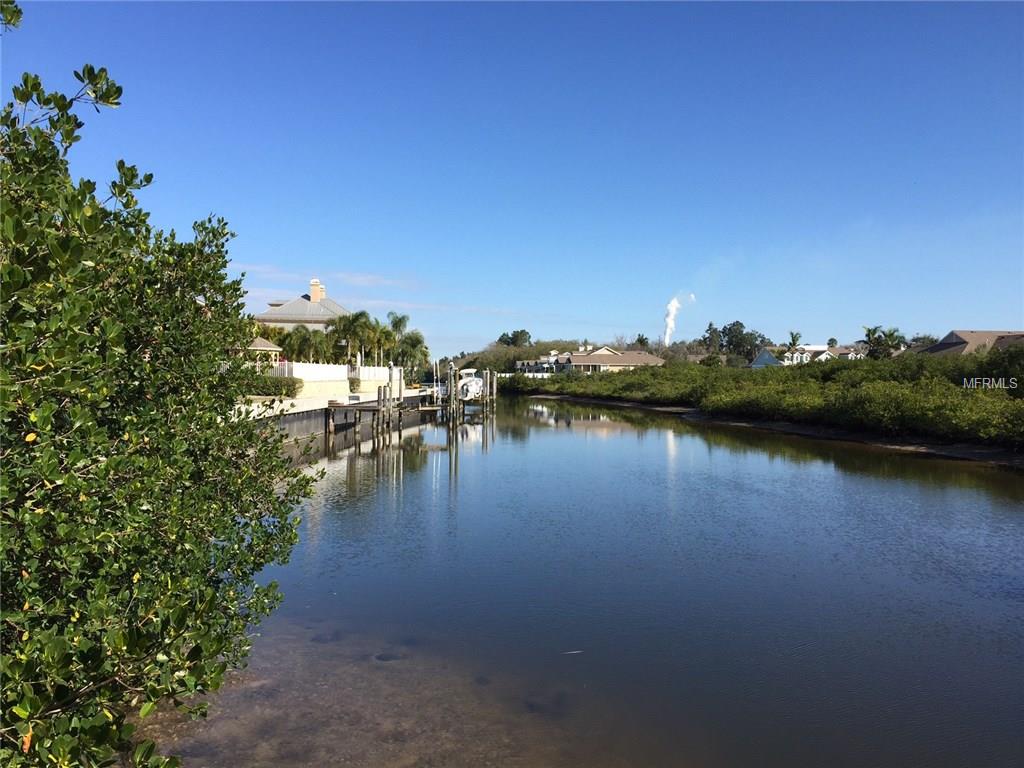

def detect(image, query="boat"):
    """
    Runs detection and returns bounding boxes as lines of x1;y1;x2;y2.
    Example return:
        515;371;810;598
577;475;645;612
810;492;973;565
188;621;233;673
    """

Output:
456;369;485;401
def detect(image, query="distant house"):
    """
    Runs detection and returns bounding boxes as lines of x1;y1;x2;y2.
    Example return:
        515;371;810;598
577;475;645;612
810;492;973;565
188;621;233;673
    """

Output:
515;350;563;374
559;346;665;373
782;345;865;365
749;349;782;368
830;346;865;361
516;345;664;374
253;278;350;332
919;330;1024;357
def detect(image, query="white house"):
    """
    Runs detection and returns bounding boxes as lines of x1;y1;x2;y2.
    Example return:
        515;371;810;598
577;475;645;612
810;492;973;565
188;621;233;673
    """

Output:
517;345;664;374
515;350;564;373
782;345;865;365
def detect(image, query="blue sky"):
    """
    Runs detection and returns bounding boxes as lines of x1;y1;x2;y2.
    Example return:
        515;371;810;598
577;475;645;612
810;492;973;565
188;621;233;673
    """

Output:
5;2;1022;356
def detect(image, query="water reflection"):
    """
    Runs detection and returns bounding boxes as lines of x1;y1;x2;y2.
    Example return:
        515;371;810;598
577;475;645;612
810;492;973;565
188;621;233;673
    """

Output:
519;399;1024;503
153;397;1024;768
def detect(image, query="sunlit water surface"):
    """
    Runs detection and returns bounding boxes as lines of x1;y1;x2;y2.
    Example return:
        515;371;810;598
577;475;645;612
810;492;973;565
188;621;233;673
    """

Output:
157;399;1024;767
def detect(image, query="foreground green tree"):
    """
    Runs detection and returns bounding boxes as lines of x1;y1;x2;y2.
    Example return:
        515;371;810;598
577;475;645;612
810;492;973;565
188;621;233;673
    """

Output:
0;10;313;765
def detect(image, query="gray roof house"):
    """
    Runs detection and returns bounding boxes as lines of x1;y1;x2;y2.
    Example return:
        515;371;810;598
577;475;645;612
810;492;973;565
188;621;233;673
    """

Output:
749;349;782;368
920;330;1024;357
254;278;350;331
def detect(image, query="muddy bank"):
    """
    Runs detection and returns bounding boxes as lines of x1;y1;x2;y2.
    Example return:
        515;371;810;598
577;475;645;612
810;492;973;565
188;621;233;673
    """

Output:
527;394;1024;470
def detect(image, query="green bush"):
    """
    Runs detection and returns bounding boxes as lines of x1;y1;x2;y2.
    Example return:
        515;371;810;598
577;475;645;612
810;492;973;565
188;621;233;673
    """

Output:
249;375;301;398
502;354;1024;449
1;21;313;767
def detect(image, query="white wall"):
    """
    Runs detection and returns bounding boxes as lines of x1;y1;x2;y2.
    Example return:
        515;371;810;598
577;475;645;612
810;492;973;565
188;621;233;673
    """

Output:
289;362;351;381
265;362;403;381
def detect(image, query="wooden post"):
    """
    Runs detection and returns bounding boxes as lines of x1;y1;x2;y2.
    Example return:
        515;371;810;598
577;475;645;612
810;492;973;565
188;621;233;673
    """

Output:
324;408;333;456
447;366;455;422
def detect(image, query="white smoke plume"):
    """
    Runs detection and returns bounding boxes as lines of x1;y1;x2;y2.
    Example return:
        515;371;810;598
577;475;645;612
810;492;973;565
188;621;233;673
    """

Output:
663;293;696;346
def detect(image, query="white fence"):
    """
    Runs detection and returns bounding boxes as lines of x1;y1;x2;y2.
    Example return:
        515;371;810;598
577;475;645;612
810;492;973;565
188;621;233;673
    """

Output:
351;365;397;381
264;362;402;382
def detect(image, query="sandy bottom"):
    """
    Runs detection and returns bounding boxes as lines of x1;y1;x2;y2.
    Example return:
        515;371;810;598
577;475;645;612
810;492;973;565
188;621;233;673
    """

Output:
142;619;651;768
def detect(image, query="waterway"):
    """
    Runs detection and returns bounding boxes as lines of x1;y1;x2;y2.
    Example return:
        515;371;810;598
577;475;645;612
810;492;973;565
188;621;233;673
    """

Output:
157;398;1024;767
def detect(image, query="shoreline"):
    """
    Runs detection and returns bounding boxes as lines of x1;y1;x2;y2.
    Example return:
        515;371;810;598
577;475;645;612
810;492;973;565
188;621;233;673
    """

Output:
526;394;1024;470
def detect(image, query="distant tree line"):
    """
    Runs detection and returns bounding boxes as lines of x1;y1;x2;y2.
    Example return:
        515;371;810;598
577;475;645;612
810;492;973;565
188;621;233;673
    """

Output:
503;345;1024;449
496;329;532;347
455;324;943;376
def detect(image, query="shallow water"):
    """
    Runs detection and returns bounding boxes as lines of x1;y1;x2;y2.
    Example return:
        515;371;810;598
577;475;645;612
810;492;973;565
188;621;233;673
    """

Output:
159;399;1024;767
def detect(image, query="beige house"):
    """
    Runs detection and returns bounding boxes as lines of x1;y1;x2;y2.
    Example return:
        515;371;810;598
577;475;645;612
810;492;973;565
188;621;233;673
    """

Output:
516;345;665;374
920;330;1024;357
254;278;350;331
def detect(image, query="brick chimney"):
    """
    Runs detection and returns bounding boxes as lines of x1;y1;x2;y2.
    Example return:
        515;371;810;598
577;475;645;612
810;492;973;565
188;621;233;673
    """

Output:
309;278;324;303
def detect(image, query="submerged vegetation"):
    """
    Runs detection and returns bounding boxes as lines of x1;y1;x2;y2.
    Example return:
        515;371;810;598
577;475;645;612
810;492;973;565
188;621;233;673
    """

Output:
502;348;1024;449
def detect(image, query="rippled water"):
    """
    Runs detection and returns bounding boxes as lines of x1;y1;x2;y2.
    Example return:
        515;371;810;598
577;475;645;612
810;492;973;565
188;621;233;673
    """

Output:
157;398;1024;767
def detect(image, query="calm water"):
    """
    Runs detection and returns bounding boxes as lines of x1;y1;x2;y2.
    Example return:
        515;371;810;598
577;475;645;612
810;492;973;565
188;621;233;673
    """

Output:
160;398;1024;767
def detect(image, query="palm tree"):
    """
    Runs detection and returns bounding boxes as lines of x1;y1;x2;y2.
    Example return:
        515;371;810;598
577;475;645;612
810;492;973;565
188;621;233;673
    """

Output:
882;327;906;355
788;330;802;350
396;330;430;382
281;325;312;362
308;330;331;363
374;323;397;366
863;325;885;359
387;311;409;340
333;311;374;365
324;317;349;364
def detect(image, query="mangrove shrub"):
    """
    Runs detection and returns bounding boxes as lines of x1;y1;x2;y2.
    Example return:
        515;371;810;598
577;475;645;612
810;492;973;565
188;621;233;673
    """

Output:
0;8;314;765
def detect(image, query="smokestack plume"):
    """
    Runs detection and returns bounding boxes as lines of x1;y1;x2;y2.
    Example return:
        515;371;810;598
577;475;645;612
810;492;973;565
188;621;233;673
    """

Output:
662;292;695;346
